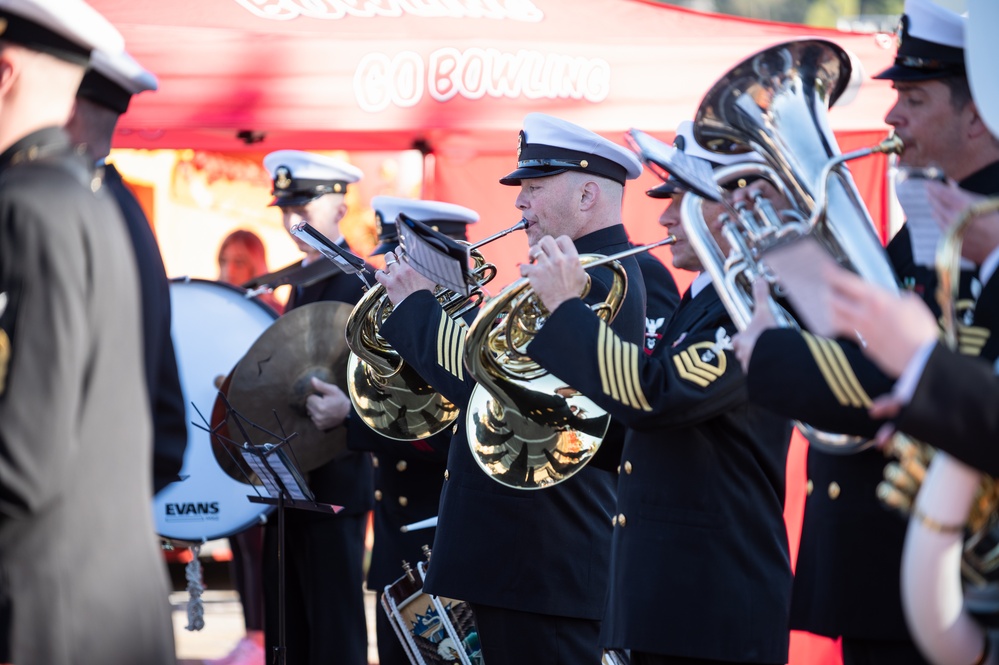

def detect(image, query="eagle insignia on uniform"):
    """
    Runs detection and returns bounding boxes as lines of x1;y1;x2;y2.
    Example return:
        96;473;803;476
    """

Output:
644;317;665;354
673;335;728;388
275;166;292;190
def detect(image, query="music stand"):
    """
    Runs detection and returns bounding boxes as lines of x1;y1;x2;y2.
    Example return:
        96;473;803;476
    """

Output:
197;396;343;665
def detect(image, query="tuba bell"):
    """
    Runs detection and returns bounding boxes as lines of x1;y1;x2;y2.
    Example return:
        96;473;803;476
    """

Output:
636;37;903;453
463;238;675;489
345;220;526;441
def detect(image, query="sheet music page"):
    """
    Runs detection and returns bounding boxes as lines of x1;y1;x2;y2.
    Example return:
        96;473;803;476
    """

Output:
240;445;314;502
398;216;471;295
895;171;974;270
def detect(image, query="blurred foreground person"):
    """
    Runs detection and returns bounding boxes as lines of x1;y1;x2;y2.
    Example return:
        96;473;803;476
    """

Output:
0;0;176;663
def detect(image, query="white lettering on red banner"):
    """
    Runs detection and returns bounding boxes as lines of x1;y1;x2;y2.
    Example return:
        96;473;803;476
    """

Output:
233;0;543;21
355;48;610;111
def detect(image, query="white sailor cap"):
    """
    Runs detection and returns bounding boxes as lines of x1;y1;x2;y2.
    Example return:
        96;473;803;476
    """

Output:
263;150;364;207
500;113;643;186
77;49;158;114
967;0;999;137
0;0;124;66
646;121;763;198
874;0;965;82
370;196;479;256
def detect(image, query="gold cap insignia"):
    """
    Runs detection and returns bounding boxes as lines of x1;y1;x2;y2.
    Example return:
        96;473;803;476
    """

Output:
275;166;292;190
517;130;526;160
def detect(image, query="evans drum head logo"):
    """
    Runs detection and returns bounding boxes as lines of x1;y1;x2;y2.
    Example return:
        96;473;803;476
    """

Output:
164;502;221;521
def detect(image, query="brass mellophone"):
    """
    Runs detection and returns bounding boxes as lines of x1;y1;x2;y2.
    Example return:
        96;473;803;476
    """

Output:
344;219;527;441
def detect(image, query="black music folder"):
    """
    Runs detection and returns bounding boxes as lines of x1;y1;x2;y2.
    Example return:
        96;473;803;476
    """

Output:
289;222;369;277
397;213;473;295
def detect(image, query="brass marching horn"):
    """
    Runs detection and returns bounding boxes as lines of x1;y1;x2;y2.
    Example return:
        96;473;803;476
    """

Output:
891;198;999;665
463;236;677;489
632;37;903;453
345;219;527;441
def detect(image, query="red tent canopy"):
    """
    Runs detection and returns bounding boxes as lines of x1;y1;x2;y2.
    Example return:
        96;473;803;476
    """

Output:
91;0;897;152
88;0;899;284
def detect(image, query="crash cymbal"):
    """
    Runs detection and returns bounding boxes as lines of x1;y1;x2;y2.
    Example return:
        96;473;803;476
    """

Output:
221;301;353;474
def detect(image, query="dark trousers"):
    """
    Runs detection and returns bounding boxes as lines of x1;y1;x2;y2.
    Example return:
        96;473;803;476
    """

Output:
230;524;265;632
469;602;602;665
263;511;368;665
375;591;411;665
632;654;782;665
841;637;932;665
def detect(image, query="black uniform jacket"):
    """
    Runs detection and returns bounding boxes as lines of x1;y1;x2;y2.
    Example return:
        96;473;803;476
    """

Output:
348;419;450;590
379;224;646;619
899;342;999;475
104;164;188;494
636;250;681;355
286;263;374;518
746;160;999;640
529;282;793;662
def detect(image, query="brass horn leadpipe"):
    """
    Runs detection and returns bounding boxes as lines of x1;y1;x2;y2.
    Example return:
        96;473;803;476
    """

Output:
470;218;528;250
462;237;675;490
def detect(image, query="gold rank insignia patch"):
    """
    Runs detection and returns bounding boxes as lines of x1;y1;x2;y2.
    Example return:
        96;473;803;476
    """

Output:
673;341;727;388
801;331;871;408
436;310;466;380
672;327;733;388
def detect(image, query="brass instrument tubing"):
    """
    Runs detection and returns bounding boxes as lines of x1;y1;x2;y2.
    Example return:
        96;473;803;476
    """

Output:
470;219;529;250
576;235;678;271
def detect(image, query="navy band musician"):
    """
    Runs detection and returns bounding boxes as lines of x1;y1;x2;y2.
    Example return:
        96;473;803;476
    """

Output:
730;2;999;663
519;123;794;665
373;112;650;665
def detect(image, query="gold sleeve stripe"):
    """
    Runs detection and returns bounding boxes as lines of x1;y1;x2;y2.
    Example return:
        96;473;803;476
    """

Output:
436;311;465;380
596;321;651;410
802;332;870;408
825;340;872;407
959;326;990;340
958;326;989;357
597;323;611;397
620;337;651;411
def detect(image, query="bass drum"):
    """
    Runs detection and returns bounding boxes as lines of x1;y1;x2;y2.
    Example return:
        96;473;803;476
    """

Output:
153;278;279;543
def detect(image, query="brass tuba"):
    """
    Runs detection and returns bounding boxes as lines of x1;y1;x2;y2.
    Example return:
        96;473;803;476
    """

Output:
345;220;525;441
463;238;676;489
637;38;903;453
896;198;999;665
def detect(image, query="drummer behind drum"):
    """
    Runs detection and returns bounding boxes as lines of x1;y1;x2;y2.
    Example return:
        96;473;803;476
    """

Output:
260;150;374;665
352;196;479;665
